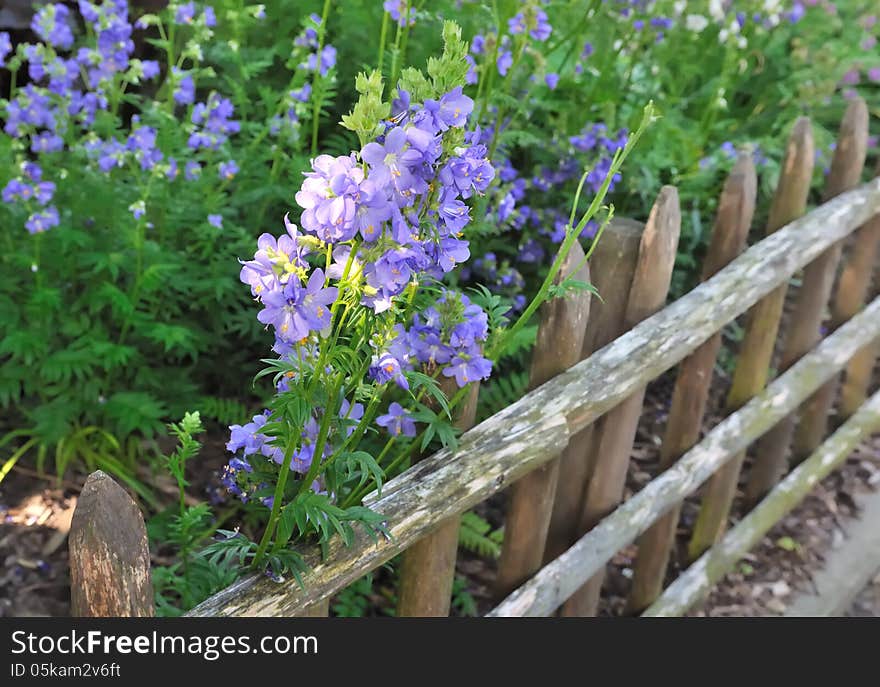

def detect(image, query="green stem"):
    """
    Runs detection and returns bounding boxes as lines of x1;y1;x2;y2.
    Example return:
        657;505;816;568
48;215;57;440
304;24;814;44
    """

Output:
310;0;334;157
487;102;655;361
377;11;390;77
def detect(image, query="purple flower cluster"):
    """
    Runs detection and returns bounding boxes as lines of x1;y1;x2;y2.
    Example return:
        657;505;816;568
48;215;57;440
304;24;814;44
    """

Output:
189;93;240;150
225;86;495;505
223;396;363;502
295;14;337;77
2;162;59;234
371;290;492;391
289;88;491;314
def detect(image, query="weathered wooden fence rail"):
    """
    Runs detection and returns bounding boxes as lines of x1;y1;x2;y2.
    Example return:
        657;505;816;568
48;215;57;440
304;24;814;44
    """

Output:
70;103;880;618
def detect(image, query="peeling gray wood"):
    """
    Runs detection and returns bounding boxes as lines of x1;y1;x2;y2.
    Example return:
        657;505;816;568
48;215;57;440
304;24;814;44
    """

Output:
644;388;880;618
70;471;154;617
191;181;880;617
488;296;880;617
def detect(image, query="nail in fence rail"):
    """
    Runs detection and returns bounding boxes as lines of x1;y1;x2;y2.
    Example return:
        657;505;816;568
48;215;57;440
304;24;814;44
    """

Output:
543;219;644;565
187;178;880;617
626;154;757;613
489;294;880;617
560;186;681;616
493;242;592;600
739;99;870;508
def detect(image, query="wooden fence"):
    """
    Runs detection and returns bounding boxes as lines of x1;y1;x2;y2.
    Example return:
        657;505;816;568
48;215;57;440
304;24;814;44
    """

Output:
68;99;880;617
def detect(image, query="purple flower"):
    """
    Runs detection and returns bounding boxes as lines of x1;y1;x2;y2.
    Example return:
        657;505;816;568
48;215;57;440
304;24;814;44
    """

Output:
32;4;75;50
173;68;195;104
370;353;409;390
497;50;513;76
421;87;474;131
290;84;312;102
141;60;161;80
384;0;415;27
203;6;217;27
296;154;366;242
545;72;559;90
438;193;471;233
257;269;338;343
175;2;196;25
443;350;492;388
530;10;552;41
219;160;239;180
208;214;223;228
869;67;880;83
3;179;33;203
376;402;417;437
25;206;60;234
840;68;860;86
509;12;526;34
34;181;55;205
0;33;13;68
31;132;64;154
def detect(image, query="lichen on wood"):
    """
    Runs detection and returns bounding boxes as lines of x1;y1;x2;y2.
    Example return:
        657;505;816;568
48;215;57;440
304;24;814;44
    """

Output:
628;155;757;613
488;296;880;617
644;388;880;618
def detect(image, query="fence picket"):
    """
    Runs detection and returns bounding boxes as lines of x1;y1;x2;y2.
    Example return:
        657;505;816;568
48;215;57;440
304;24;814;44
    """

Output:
687;118;816;557
627;154;757;613
645;388;880;617
544;219;644;563
560;186;681;616
790;98;870;463
396;381;480;616
489;295;880;617
69;471;153;617
841;260;880;415
494;242;592;600
741;99;869;506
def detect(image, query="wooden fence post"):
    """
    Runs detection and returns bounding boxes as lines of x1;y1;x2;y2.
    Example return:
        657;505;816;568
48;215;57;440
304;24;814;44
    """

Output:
742;99;869;504
840;231;880;417
626;155;756;613
559;186;681;616
790;98;870;462
69;470;154;617
814;160;880;422
396;380;480;616
494;243;592;600
686;119;815;557
543;219;644;564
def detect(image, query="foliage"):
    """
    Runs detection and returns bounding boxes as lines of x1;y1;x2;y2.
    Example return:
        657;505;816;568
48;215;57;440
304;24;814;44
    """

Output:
3;0;879;615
